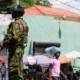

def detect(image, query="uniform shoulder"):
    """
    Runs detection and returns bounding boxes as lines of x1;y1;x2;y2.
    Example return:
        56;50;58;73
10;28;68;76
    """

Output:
17;18;28;30
16;18;27;25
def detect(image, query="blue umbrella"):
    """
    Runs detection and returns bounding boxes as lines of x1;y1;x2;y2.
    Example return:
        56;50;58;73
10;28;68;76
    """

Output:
33;55;50;65
45;46;60;54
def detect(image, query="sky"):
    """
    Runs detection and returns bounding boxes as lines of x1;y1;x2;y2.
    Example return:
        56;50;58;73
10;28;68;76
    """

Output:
48;0;80;14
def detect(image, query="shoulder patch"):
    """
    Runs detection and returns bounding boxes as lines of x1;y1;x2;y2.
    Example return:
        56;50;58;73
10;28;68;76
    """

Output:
15;24;19;29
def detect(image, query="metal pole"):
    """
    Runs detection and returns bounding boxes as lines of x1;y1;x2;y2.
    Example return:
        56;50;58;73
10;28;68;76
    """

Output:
16;0;19;5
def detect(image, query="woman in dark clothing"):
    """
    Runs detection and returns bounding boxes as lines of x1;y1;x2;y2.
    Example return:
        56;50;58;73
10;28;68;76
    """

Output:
67;66;73;80
60;64;73;80
60;64;68;80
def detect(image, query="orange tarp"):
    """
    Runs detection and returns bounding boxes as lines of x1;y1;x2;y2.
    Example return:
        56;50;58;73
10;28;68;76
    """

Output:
59;56;71;64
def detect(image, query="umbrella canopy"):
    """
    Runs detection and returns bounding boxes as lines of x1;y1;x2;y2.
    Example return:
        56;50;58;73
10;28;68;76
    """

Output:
22;54;36;65
65;51;80;59
33;55;50;65
43;54;53;58
58;56;71;64
0;58;4;62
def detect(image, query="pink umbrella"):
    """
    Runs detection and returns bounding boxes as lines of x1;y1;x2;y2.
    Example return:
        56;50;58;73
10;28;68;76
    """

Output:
34;55;50;65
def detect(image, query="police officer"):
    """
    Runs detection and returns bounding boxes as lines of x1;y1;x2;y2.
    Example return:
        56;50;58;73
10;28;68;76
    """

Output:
0;5;29;80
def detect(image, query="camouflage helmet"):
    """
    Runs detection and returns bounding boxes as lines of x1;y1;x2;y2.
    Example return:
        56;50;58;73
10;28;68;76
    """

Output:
11;5;24;14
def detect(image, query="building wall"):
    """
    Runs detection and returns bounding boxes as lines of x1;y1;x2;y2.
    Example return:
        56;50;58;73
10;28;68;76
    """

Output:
23;15;80;56
0;15;80;56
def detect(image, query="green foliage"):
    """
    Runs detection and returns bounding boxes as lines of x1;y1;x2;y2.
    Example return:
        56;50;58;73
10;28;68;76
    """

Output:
0;0;51;14
20;0;35;8
34;0;52;6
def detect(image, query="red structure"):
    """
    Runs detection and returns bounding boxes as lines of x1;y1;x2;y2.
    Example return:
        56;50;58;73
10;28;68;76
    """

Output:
25;5;80;18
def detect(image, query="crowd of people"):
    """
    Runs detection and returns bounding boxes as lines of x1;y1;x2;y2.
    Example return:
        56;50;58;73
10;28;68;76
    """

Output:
23;46;74;80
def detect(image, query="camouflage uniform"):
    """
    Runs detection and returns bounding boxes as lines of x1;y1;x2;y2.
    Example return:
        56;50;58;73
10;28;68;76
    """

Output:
3;17;28;80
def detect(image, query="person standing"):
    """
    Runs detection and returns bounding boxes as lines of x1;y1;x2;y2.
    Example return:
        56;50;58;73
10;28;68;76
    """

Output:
45;46;66;80
50;47;60;80
45;46;61;80
1;62;6;80
0;5;29;80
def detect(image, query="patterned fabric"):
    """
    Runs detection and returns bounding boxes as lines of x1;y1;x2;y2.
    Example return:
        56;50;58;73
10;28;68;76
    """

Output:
3;17;28;80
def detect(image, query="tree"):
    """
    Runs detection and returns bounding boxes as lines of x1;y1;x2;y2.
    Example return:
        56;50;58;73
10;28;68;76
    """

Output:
0;0;12;13
19;0;52;8
0;0;51;14
35;0;52;7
